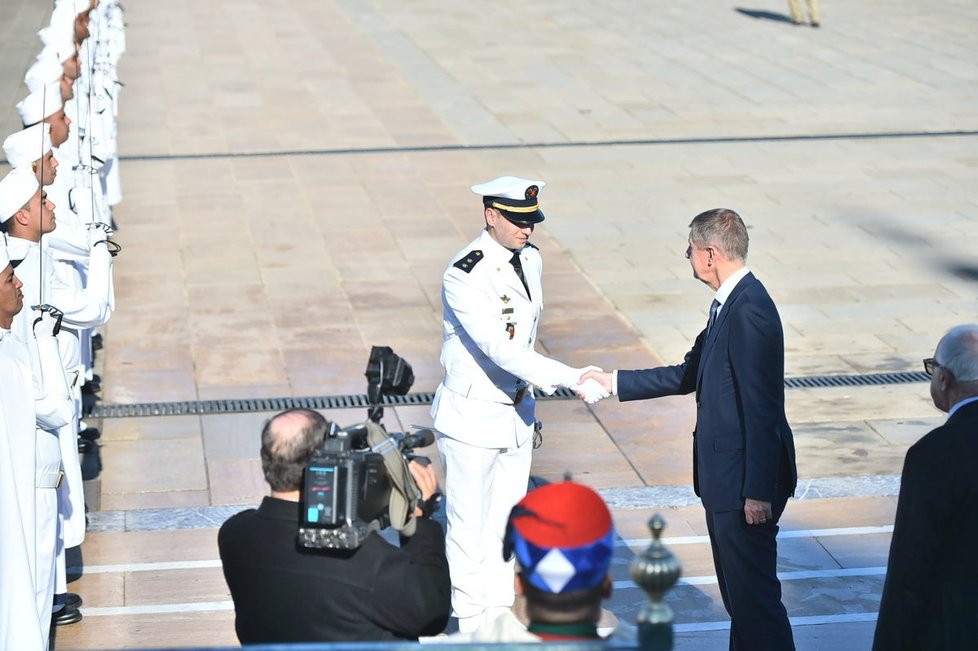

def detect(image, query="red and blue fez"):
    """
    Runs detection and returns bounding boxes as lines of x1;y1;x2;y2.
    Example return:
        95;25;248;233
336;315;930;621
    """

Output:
505;481;615;594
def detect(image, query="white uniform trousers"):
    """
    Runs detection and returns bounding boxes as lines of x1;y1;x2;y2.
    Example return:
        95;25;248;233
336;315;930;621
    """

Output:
437;435;532;633
36;430;62;636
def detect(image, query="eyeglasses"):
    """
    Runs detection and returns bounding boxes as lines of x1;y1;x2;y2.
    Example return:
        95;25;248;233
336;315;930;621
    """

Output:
685;244;712;260
922;358;942;376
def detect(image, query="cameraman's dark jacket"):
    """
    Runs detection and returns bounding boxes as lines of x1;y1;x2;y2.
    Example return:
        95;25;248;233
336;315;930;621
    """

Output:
218;496;451;643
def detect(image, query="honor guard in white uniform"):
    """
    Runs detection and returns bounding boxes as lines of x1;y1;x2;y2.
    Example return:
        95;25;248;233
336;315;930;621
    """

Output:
0;168;75;641
431;176;606;632
0;243;48;651
3;123;100;624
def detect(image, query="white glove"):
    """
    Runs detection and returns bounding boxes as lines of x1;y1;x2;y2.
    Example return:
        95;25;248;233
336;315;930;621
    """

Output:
576;378;610;404
87;221;110;249
563;365;602;387
32;305;64;338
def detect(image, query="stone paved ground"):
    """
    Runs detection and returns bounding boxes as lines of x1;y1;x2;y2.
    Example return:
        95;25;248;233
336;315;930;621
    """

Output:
3;0;976;648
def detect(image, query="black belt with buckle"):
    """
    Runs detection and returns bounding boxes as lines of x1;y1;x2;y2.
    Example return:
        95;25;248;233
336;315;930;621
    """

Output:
513;386;527;406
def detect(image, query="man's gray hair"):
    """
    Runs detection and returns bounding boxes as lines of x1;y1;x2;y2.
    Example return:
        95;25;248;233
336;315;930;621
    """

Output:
689;208;749;262
936;324;978;382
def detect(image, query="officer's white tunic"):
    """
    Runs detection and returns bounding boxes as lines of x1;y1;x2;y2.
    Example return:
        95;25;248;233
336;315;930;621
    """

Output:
0;328;46;650
432;228;578;630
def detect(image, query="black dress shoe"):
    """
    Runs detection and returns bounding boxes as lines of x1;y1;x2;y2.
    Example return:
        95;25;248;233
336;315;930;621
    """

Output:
52;606;82;626
79;427;101;441
65;592;83;609
78;438;94;454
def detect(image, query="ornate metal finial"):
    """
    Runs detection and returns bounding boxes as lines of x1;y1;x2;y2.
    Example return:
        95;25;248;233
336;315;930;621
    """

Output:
630;514;682;650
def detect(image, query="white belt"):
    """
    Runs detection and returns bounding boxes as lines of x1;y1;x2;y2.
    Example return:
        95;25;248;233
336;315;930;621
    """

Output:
444;371;528;405
36;471;64;489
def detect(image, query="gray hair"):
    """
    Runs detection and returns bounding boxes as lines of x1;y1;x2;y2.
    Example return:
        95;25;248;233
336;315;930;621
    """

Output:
688;208;749;262
936;324;978;383
260;408;331;492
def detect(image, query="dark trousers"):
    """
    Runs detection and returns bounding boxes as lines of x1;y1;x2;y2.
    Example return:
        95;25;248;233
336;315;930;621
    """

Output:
705;496;795;651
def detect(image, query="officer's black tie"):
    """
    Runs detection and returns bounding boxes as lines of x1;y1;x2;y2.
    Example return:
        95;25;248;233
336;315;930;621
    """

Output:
707;298;720;334
509;251;531;299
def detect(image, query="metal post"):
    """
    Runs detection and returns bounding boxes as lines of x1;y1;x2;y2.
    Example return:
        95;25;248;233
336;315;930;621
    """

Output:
630;514;682;651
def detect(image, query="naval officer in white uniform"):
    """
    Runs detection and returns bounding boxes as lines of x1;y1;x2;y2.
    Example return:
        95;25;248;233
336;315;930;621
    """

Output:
431;176;606;632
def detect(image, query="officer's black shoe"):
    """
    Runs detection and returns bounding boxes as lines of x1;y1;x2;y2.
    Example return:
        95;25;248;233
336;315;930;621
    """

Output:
80;427;101;442
82;379;101;395
52;606;82;626
78;438;94;454
65;592;83;609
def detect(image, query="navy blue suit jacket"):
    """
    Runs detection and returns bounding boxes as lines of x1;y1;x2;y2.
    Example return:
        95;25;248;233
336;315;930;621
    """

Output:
618;273;797;512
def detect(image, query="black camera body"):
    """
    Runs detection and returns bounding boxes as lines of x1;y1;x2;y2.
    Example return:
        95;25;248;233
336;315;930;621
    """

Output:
298;430;392;550
297;346;430;551
298;423;434;551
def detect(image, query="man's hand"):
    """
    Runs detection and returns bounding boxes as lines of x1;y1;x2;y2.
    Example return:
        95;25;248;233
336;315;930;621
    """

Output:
575;378;609;404
744;498;773;525
408;460;439;517
87;222;110;250
563;365;602;390
32;305;64;338
580;370;613;395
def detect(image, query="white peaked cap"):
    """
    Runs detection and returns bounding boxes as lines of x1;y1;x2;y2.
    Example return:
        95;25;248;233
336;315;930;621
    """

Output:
0;168;41;223
0;239;10;271
3;124;53;169
470;176;546;200
15;84;63;126
471;176;547;224
25;56;64;93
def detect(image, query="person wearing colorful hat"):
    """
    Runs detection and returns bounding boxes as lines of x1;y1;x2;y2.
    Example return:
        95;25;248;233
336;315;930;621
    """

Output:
453;480;616;641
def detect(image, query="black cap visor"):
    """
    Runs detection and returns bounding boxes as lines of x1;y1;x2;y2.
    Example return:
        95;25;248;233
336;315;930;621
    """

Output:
500;208;545;225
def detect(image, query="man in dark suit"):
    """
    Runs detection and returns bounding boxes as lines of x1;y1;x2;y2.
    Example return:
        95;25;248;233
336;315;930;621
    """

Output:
217;408;451;643
582;208;797;650
872;324;978;651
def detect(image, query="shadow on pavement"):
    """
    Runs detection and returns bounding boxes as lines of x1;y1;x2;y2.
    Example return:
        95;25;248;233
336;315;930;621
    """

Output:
734;7;795;23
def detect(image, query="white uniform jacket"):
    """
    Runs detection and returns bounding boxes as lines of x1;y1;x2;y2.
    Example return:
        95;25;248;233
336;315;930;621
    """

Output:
432;229;577;449
0;331;46;651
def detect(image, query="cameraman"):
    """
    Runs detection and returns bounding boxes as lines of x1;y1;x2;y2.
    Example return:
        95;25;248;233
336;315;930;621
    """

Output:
218;408;451;643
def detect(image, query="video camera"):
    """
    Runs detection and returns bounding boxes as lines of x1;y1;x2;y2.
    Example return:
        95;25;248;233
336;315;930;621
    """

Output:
298;346;435;551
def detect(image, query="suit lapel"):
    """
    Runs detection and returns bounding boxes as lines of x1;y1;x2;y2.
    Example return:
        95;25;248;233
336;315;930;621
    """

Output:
696;273;756;392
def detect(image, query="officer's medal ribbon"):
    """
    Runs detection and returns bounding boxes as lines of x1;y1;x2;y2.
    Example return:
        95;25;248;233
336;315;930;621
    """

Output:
502;306;515;340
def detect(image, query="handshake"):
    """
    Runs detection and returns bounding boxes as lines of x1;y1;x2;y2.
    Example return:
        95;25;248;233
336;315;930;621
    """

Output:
569;367;614;405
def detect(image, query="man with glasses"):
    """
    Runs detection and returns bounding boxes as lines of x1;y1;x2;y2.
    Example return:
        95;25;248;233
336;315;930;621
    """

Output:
873;324;978;650
582;208;797;651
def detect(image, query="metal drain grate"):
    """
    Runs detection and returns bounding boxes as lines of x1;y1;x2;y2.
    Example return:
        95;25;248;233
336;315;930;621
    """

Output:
783;371;929;389
90;374;927;419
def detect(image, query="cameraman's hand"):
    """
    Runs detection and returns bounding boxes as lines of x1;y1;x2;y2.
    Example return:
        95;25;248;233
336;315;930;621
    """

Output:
408;460;438;517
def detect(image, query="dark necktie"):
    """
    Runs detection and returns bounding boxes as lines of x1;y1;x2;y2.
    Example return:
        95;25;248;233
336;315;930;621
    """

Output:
707;298;720;334
509;251;531;299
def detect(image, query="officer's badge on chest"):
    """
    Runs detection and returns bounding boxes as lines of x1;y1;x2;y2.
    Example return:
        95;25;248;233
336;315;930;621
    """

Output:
501;298;515;340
